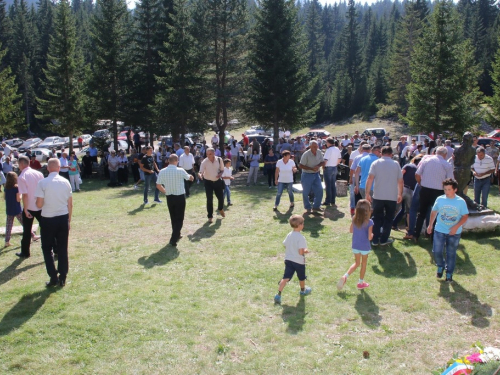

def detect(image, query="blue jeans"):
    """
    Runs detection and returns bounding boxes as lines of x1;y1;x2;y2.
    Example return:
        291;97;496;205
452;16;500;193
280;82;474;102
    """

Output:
301;172;323;209
223;184;231;204
407;184;430;236
143;172;159;203
372;199;397;243
275;182;294;207
323;166;338;205
349;184;355;209
474;177;490;207
432;231;461;274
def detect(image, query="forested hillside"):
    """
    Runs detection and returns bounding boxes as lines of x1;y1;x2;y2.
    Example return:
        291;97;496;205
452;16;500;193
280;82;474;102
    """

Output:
0;0;499;146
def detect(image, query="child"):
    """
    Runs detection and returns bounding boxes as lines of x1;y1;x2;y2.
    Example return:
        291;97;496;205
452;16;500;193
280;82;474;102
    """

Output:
221;159;234;206
274;215;312;304
337;199;373;291
3;172;38;247
427;178;468;282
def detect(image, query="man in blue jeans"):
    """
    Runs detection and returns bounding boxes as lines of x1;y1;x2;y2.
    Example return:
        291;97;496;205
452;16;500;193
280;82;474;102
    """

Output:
322;138;341;207
365;146;403;246
427;179;469;282
471;147;495;208
299;141;325;214
140;146;161;204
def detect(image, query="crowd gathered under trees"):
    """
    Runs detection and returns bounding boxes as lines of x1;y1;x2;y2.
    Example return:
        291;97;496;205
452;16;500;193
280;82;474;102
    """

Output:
1;0;500;148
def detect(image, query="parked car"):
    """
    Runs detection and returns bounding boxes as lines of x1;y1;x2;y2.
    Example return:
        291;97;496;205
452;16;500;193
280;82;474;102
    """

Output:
361;128;386;146
484;129;500;142
118;130;133;141
81;134;92;146
477;137;500;148
301;129;331;139
38;136;65;149
30;148;51;162
107;140;129;152
238;134;273;147
93;129;111;139
18;138;42;152
4;138;24;148
160;136;196;149
244;126;273;136
403;134;433;145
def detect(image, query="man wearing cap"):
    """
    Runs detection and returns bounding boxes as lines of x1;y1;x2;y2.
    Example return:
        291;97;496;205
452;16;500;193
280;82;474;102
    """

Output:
178;146;195;197
157;154;194;246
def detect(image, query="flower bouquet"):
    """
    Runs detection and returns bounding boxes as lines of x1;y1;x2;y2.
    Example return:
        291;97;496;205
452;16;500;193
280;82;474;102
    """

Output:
435;344;500;375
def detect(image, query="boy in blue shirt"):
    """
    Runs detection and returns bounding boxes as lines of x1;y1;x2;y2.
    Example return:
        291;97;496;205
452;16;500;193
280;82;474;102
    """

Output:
274;215;312;304
427;178;469;282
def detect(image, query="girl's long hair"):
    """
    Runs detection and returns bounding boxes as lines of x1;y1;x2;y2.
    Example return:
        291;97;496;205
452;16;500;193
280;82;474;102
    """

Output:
353;199;371;228
5;172;18;190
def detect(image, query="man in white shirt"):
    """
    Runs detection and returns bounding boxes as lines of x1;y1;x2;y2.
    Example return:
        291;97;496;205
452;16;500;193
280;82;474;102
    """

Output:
178;146;195;197
322;138;342;207
2;142;12;158
472;147;495;208
35;158;73;287
59;152;70;180
341;134;351;148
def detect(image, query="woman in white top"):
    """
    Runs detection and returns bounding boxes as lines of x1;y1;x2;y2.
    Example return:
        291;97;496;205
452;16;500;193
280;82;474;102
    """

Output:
273;150;297;210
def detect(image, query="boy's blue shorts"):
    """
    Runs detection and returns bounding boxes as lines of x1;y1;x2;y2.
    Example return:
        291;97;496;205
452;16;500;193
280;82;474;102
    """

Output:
282;260;307;281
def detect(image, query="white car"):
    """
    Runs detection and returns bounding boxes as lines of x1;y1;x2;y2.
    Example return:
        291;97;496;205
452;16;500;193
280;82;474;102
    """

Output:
30;148;51;163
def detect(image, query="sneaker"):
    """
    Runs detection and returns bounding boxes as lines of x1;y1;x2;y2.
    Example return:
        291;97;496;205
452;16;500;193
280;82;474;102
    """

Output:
290;203;294;207
269;186;273;189
154;199;162;203
227;202;233;206
445;274;453;283
337;275;347;291
305;209;312;214
299;287;312;296
312;208;324;213
133;185;138;190
274;294;281;304
357;282;370;290
273;206;277;211
144;201;149;205
350;208;355;216
380;239;394;246
371;240;379;247
437;267;444;279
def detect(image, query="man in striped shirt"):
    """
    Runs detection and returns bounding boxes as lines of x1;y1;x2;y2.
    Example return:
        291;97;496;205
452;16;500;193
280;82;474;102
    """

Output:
156;154;194;247
472;147;495;208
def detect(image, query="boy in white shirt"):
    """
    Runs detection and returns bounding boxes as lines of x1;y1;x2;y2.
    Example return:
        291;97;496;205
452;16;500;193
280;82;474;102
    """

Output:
222;159;234;206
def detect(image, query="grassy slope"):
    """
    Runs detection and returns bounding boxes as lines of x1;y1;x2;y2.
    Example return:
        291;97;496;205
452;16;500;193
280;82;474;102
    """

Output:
0;157;499;374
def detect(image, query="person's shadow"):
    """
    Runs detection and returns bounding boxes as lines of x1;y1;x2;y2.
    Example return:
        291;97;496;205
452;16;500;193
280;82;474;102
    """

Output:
301;215;325;238
355;290;382;327
281;296;306;334
188;220;222;242
372;247;417;278
273;207;294;224
0;259;44;287
323;208;345;222
438;281;492;328
138;245;179;268
127;205;145;216
454;245;477;275
0;288;59;337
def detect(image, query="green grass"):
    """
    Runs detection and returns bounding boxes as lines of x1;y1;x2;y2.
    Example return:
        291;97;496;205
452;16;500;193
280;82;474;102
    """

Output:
0;174;499;374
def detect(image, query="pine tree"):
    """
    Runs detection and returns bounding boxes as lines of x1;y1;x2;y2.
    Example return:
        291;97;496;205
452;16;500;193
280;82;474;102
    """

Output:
192;0;248;152
387;0;428;114
486;38;500;127
155;0;209;139
0;43;22;135
0;0;11;68
35;0;55;110
38;0;84;153
405;0;482;138
89;0;130;151
247;0;312;142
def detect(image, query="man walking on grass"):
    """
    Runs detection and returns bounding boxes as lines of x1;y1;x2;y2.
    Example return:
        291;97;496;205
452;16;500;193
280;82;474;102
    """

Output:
199;148;225;223
140;146;161;205
157;154;194;247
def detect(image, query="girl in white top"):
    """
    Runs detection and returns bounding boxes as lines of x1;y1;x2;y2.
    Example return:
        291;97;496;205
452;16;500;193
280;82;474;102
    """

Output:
273;150;297;210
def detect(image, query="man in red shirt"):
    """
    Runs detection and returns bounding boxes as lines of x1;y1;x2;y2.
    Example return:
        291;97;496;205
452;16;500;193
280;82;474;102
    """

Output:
241;134;249;150
29;155;42;170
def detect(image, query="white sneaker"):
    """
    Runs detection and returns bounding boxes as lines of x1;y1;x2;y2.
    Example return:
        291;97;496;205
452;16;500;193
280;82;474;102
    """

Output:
133;185;138;190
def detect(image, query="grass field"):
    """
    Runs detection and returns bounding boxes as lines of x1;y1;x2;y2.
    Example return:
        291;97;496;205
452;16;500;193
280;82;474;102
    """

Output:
0;170;499;374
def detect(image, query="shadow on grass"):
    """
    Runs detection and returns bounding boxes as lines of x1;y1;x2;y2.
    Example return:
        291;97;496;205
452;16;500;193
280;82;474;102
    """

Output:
301;214;325;238
188;220;222;242
465;232;500;250
281;296;306;334
0;258;44;286
372;247;417;278
355;290;382;328
455;245;476;275
0;288;59;337
438;281;492;328
273;207;294;224
323;207;345;221
138;244;179;268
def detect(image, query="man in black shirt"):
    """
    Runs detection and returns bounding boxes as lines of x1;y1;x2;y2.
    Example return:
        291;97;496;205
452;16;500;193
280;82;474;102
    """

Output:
140;146;161;204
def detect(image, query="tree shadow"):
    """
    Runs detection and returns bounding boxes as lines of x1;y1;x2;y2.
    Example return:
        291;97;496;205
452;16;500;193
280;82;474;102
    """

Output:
273;207;294;224
0;259;44;287
188;220;222;242
323;207;345;222
281;296;306;334
301;215;325;238
439;281;492;328
0;288;59;337
138;244;179;269
372;247;417;278
354;290;382;328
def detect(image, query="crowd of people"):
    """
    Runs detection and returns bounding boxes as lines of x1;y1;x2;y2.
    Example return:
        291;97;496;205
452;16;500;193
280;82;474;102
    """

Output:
2;128;499;292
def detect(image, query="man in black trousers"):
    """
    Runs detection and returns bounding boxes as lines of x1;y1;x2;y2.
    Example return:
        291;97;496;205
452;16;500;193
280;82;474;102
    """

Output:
35;158;73;287
156;154;194;247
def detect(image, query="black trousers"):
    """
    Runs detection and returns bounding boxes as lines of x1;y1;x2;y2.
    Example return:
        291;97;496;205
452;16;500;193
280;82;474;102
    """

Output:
184;169;194;197
415;186;443;238
166;194;186;244
21;209;42;257
40;214;69;281
204;179;224;218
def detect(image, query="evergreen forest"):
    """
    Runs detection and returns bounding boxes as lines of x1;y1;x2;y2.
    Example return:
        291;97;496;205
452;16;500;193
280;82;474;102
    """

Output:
1;0;500;147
